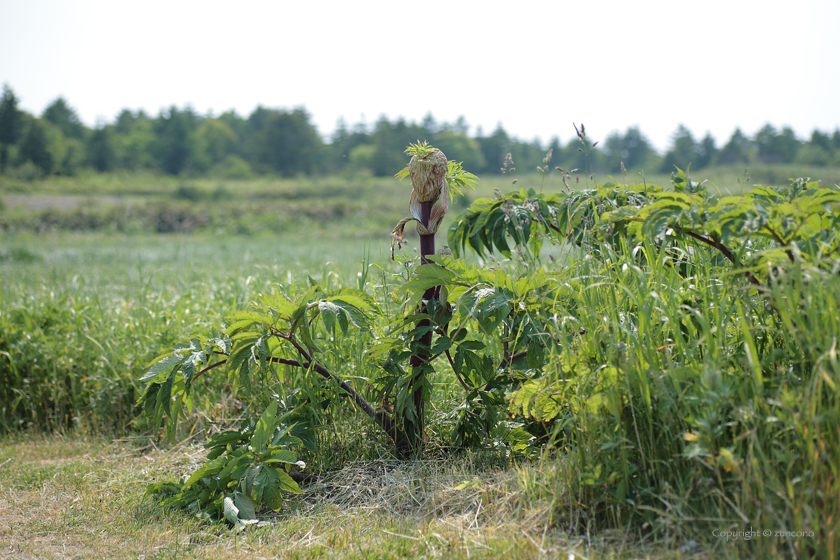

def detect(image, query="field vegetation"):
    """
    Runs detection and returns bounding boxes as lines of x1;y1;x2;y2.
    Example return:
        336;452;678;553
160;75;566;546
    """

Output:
2;143;840;559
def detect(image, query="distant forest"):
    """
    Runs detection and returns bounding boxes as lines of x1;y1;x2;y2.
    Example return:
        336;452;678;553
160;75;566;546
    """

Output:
2;84;840;181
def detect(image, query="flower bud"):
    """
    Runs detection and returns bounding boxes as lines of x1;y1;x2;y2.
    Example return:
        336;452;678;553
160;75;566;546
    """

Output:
408;149;447;203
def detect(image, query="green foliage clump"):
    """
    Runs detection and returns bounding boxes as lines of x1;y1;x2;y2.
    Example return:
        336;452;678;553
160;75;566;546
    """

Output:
146;401;304;527
447;171;840;557
134;170;840;552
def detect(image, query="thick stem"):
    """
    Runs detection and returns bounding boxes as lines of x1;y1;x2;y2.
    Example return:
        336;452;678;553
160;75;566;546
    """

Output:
399;200;436;458
419;200;436;265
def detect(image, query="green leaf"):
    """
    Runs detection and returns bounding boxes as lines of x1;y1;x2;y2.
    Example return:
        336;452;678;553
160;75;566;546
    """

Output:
263;448;298;465
141;353;183;382
227;334;259;376
366;336;405;359
430;335;452;356
318;300;339;332
492;215;512;257
234;492;257;520
297;322;320;353
255;465;281;507
329;299;371;331
509;382;539;418
218;452;251;481
252;401;279;453
642;204;683;241
275;469;302;494
458;340;485;351
154;369;177;428
526;336;546;369
226;310;270;327
207;337;230;355
263;478;284;511
183;456;228;488
476;294;511;335
206;430;250;450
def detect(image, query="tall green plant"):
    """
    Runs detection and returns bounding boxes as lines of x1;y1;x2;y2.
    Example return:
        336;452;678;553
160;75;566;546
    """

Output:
448;171;840;555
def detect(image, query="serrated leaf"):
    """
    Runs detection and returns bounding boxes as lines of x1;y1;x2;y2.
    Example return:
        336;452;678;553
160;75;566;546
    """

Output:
318;300;339;332
328;289;379;312
234;492;257;520
252;401;279;453
275;469;302;494
253;464;278;498
263;448;298;465
141;353;183;382
225;319;260;336
330;299;371;331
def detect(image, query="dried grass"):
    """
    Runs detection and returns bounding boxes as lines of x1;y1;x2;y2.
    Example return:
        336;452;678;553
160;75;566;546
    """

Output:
0;437;687;559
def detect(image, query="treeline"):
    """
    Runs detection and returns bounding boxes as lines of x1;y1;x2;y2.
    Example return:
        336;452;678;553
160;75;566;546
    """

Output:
2;84;840;181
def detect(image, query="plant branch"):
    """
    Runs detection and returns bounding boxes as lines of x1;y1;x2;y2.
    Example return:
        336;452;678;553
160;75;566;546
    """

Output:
500;350;529;369
193;359;228;382
480;349;531;393
763;225;795;263
445;349;473;392
532;215;582;248
270;326;395;441
672;225;762;288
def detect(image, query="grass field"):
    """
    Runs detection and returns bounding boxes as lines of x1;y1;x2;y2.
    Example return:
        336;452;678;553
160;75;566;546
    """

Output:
1;435;688;559
2;165;839;558
3;164;840;237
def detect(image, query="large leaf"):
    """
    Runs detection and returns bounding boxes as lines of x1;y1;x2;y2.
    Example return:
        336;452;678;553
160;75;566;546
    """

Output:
275;469;302;494
141;353;184;383
251;401;279;453
256;466;282;509
331;299;372;330
318;300;340;333
475;293;512;335
263;448;299;465
234;491;257;520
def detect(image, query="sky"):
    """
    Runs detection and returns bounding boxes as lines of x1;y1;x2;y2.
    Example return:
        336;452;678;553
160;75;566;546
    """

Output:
1;0;839;152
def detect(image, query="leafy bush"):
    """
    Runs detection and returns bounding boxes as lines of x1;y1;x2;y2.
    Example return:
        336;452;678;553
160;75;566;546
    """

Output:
146;401;305;527
138;167;839;557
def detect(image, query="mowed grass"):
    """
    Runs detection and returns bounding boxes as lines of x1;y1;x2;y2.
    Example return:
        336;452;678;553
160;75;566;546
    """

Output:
1;435;690;559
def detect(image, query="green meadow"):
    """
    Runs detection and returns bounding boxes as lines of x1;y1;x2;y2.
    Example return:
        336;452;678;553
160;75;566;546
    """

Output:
2;165;839;559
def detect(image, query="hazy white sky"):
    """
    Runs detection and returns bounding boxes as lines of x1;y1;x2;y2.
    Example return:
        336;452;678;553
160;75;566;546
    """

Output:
1;0;838;151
